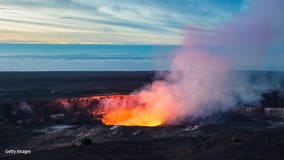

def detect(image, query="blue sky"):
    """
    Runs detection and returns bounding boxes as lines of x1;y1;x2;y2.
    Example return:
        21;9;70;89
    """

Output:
0;0;283;71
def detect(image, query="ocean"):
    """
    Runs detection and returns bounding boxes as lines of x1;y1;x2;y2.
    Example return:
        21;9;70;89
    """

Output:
0;44;177;71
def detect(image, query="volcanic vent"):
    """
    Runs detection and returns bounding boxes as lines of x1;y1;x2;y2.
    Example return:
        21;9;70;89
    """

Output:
6;94;173;127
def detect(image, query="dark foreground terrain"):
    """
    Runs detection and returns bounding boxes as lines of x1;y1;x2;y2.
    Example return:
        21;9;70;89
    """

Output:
0;71;284;160
1;120;284;160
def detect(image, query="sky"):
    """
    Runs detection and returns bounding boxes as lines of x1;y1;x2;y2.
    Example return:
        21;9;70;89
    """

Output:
0;0;247;44
0;0;283;71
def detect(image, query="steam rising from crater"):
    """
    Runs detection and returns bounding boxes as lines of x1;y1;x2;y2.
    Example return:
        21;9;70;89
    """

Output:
100;0;284;126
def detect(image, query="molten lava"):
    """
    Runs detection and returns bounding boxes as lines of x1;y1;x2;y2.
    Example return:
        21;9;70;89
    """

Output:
99;95;164;127
55;81;178;127
98;81;178;127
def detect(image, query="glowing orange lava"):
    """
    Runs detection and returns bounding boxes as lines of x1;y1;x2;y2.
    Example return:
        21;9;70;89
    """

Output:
56;90;177;127
98;88;176;127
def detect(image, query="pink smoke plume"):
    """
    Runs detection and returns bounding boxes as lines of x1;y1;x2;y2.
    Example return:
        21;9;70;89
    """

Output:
185;0;284;69
99;0;283;126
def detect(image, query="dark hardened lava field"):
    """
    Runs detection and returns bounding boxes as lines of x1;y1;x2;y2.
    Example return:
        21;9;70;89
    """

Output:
0;71;284;160
0;71;155;103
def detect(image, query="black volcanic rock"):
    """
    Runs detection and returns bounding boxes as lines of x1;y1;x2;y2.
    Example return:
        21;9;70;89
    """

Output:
81;137;93;145
261;90;284;108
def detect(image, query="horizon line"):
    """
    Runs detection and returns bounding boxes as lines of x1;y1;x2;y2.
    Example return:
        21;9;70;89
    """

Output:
0;42;180;46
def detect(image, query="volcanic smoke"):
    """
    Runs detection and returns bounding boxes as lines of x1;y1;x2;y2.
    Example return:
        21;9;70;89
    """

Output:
99;48;232;126
99;0;284;126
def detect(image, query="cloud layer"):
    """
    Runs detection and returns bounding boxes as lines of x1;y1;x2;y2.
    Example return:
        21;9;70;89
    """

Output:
0;0;246;44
